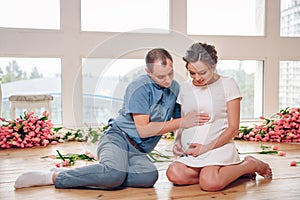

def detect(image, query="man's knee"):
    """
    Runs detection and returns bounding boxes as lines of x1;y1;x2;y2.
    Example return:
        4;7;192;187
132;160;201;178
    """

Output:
132;170;159;187
126;169;159;188
101;168;127;188
143;170;159;187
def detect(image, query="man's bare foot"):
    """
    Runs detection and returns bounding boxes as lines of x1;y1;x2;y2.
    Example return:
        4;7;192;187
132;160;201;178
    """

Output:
244;156;272;179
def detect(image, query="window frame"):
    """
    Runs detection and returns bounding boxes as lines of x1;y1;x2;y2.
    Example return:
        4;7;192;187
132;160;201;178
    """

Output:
0;0;299;127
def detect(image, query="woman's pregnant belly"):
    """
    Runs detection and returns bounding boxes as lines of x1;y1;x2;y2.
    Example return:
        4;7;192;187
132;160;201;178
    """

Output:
181;124;221;151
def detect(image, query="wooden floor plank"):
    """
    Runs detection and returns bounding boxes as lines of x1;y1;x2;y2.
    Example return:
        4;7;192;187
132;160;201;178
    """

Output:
1;140;300;199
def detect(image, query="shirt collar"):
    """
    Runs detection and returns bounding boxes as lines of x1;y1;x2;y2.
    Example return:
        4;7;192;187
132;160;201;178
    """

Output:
146;74;164;90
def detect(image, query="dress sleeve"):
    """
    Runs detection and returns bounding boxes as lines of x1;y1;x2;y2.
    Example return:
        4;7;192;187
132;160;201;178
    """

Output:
176;81;186;105
224;77;242;102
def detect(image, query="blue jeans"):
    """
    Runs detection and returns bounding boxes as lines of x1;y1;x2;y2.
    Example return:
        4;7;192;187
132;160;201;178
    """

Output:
54;126;158;189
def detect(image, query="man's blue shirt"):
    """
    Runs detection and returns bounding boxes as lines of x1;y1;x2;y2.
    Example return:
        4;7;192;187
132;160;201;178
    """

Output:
114;74;180;153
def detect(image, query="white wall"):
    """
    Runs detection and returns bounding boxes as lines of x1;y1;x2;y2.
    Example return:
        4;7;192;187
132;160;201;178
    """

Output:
0;0;299;127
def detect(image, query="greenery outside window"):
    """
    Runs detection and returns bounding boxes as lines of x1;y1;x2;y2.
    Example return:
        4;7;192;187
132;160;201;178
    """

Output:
0;58;62;124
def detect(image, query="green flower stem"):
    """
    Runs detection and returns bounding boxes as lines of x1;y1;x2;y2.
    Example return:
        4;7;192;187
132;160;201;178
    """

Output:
260;144;271;150
56;150;65;161
40;156;48;159
238;150;278;155
148;150;173;162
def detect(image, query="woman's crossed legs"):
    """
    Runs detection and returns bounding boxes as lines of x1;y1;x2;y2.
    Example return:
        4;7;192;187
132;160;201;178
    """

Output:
166;155;272;192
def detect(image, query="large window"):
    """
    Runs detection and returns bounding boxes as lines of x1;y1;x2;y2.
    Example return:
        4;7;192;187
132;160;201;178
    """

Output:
0;0;60;30
281;0;300;37
81;58;264;123
1;1;300;127
279;61;300;108
82;58;145;124
81;0;169;33
217;60;263;119
187;0;265;36
0;58;62;124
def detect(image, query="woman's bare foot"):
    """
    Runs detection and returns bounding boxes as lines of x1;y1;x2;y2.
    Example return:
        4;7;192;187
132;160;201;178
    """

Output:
244;156;272;179
240;173;256;180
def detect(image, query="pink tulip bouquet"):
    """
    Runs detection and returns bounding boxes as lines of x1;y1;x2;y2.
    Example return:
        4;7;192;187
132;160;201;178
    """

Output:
236;107;300;143
0;111;54;149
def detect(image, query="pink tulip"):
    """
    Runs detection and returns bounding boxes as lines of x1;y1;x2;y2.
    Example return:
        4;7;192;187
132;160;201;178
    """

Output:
51;141;58;145
272;145;279;150
34;138;41;143
42;110;49;117
290;161;297;167
62;159;70;167
48;155;56;159
7;129;13;133
27;143;33;148
29;131;35;137
42;140;49;146
259;116;265;120
278;151;286;156
88;154;94;159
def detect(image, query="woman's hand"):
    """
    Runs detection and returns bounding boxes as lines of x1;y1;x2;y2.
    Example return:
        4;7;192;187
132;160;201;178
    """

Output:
173;133;185;157
185;143;206;157
173;142;185;157
173;129;185;157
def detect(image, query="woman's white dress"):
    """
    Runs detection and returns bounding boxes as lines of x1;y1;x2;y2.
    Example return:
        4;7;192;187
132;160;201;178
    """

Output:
176;76;242;167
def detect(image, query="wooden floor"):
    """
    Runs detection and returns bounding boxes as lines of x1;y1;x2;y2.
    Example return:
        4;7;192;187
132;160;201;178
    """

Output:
1;139;300;200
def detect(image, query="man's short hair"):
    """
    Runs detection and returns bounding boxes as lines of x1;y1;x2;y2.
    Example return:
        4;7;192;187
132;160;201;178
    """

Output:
145;48;173;72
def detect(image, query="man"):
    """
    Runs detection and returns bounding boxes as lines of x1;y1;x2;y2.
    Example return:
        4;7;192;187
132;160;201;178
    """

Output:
14;48;208;189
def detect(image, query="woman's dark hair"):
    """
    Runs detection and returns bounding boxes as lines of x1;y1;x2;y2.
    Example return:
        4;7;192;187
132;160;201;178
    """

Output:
183;42;218;67
146;48;173;72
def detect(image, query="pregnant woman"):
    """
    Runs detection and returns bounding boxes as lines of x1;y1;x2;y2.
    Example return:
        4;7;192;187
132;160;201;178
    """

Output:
166;42;272;192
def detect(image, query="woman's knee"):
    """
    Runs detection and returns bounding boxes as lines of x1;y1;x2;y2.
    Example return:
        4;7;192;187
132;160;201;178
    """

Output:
166;164;177;182
199;173;225;191
166;163;186;185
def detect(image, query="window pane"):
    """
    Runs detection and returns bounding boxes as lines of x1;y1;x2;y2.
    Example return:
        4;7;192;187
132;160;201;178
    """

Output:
0;0;60;29
81;0;169;33
279;61;300;108
280;0;300;37
217;60;263;119
187;0;265;36
82;58;145;124
0;58;62;124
